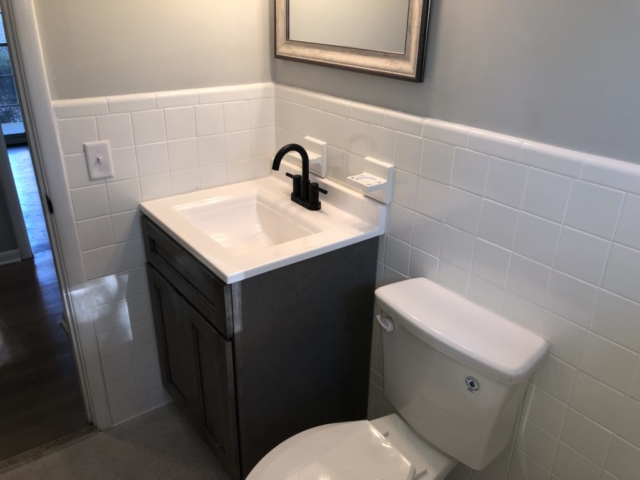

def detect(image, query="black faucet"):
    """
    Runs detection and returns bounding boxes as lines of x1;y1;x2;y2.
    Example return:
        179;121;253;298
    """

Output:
272;144;327;211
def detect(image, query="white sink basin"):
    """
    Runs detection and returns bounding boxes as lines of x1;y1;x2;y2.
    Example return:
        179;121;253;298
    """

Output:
140;161;386;283
175;190;322;256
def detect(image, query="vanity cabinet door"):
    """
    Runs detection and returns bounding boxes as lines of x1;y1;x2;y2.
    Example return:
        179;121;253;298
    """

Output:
185;301;240;479
147;266;198;419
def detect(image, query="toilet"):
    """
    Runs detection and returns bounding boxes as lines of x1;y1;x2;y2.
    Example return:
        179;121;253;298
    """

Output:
248;278;549;479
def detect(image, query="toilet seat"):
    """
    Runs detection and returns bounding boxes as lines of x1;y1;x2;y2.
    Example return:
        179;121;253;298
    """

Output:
247;420;415;480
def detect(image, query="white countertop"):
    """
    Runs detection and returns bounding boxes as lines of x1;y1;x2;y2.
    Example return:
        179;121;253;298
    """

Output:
140;162;386;284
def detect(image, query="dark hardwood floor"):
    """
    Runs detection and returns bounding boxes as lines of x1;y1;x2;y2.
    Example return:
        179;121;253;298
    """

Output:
0;146;87;461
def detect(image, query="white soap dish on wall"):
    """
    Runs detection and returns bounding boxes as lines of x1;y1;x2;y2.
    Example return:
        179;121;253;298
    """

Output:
347;157;394;204
285;136;328;178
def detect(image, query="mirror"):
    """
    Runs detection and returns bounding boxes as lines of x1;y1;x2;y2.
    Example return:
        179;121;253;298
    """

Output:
276;0;431;82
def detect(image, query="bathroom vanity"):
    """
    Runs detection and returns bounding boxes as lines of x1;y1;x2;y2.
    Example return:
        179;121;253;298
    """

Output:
140;164;385;479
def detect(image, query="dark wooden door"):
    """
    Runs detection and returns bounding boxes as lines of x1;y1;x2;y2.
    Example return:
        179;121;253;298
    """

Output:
147;266;198;419
185;300;240;479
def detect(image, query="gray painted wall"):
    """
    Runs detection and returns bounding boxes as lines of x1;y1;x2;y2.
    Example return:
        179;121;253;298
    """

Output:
0;181;18;253
34;0;272;100
274;0;640;165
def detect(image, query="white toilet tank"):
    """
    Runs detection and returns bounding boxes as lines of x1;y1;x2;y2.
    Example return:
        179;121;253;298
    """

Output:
375;278;548;471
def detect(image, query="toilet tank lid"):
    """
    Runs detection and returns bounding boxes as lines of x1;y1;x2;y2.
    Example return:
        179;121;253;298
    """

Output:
375;278;548;385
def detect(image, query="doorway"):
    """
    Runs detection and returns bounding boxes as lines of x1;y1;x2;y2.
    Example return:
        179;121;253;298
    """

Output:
0;9;87;463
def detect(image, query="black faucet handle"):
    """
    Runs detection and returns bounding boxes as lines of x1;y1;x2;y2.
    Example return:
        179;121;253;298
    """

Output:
286;172;302;197
317;186;328;195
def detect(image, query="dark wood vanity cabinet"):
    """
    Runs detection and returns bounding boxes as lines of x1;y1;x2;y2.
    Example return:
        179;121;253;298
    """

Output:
142;216;378;479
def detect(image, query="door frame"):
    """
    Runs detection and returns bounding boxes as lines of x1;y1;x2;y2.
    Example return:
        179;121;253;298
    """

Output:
0;133;32;262
1;0;109;428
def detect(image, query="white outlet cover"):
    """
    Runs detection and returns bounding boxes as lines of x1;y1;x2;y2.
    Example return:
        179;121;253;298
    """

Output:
84;140;114;180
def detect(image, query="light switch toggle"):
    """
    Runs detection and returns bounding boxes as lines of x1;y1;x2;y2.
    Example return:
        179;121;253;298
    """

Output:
84;140;114;180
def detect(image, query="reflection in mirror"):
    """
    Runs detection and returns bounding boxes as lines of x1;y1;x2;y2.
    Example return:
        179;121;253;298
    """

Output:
288;0;411;54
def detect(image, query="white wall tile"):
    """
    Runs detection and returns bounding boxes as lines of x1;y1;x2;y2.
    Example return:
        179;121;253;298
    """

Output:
477;200;519;250
591;290;640;353
604;436;640;480
171;168;200;194
54;97;108;119
416;177;448;220
531;354;577;403
71;184;110;221
520;142;584;178
250;98;275;128
553;443;601;480
537;311;586;367
545;271;597;327
65;153;103;189
102;351;134;383
347;119;370;157
445;188;483;235
580;333;638;393
131;318;155;348
250;127;276;157
387;203;415;243
451;148;490;195
412;214;444;256
561;408;613;467
615;398;640;450
368;126;395;163
108;93;155;114
108;147;138;183
167;138;198;171
513;213;562;266
570;373;625;430
509;447;550;480
106;180;141;214
135;364;162;394
223;101;251;132
522;168;572;223
615;194;640;250
132;341;160;371
506;254;552;306
515;417;558;468
106;374;138;406
82;245;117;280
197;135;226;166
437;261;470;296
225;131;251;161
602;244;640;304
59;117;98;154
408;247;439;281
97;324;132;359
440;226;476;272
77;216;114;251
195;104;224;137
582;156;640;196
554;228;610;285
565;181;625;240
522;386;568;438
139;172;171;202
156;90;198;109
384;235;411;275
200;85;244;104
201;164;228;190
136;143;169;177
422;119;469;147
467;275;505;312
420;139;454;184
468;130;522;161
164;106;196;141
484;157;528;208
110;393;152;426
111;210;142;244
97;114;134;148
383;110;423;136
350;102;385;125
393;131;422;174
131;110;166;145
472;239;511;288
346;153;365;177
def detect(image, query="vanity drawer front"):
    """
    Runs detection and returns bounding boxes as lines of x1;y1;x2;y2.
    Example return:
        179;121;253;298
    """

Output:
142;216;232;337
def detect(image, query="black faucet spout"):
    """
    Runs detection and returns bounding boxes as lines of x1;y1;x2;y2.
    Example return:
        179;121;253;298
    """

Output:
272;143;327;211
272;144;310;185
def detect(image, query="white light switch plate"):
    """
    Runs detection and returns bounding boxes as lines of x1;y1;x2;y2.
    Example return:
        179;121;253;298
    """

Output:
84;140;114;180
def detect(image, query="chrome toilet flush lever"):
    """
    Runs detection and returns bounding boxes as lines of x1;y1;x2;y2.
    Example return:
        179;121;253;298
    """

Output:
271;144;327;211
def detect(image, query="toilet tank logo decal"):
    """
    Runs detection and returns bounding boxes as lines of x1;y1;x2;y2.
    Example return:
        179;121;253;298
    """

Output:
465;376;480;392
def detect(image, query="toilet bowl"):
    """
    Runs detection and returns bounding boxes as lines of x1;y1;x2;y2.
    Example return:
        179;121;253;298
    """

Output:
248;278;548;479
